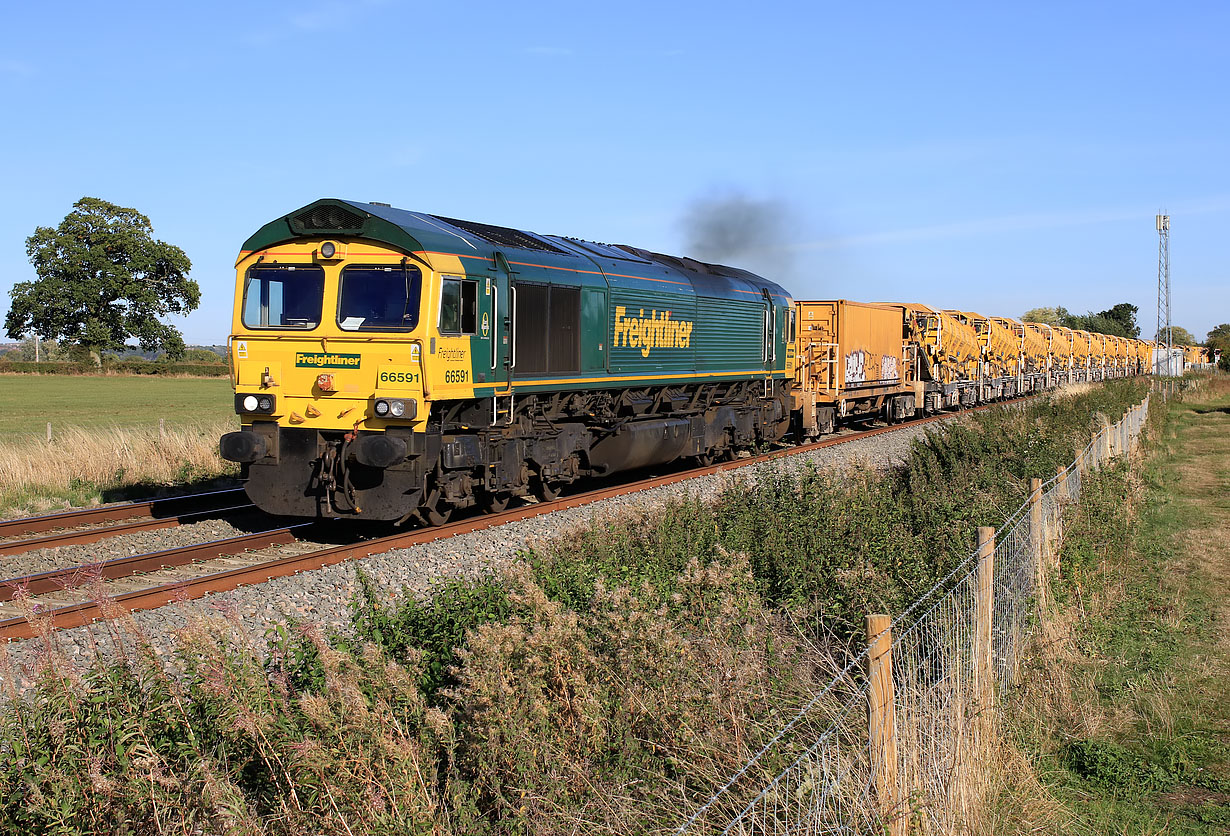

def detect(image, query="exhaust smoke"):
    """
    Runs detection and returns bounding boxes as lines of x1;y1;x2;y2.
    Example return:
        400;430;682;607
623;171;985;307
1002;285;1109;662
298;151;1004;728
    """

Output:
680;191;796;283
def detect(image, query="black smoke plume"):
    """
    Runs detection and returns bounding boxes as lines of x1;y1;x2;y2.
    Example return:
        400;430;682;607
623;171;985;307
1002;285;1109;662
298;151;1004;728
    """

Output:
680;191;795;283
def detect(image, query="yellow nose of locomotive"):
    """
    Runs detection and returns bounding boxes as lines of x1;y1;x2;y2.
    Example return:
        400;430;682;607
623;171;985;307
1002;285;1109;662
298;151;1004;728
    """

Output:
222;234;433;519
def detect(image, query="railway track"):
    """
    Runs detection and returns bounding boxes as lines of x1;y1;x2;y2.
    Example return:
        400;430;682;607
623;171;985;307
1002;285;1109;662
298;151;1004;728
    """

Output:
0;401;1018;641
0;488;253;557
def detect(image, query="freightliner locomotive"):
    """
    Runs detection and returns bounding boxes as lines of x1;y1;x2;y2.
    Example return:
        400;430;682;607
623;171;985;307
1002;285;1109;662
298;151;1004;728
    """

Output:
220;199;1159;524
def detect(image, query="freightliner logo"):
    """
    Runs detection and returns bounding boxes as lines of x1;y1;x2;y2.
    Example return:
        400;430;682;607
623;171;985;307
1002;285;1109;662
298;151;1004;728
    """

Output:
612;306;694;358
295;352;362;369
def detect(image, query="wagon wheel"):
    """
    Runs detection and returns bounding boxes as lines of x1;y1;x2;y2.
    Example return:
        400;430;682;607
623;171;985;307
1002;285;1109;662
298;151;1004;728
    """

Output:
534;476;562;502
694;452;716;468
417;488;452;526
483;492;511;514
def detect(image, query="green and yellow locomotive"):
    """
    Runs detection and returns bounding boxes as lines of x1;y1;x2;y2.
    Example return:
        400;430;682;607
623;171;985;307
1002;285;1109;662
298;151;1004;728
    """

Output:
221;199;794;523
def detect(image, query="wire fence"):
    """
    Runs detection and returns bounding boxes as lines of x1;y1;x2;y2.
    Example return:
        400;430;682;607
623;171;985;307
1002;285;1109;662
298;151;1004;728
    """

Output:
676;393;1155;836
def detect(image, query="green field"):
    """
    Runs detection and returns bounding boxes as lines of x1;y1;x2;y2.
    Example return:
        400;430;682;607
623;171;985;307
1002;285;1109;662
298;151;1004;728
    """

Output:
0;374;236;438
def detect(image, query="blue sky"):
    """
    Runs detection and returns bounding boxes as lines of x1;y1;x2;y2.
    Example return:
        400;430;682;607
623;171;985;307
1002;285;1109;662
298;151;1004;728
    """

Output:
2;0;1226;345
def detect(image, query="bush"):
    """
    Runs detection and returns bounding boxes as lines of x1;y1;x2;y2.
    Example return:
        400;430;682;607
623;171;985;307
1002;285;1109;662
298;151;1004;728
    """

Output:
0;359;228;376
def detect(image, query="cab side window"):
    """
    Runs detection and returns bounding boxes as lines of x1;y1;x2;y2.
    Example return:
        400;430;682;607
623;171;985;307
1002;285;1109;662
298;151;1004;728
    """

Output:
439;277;478;335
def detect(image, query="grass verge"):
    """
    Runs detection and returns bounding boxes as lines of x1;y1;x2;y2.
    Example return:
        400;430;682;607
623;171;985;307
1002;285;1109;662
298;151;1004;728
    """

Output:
1002;376;1230;834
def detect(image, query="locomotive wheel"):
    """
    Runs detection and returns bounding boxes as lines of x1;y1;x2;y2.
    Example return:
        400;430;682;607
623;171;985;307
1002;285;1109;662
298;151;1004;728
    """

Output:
695;453;716;468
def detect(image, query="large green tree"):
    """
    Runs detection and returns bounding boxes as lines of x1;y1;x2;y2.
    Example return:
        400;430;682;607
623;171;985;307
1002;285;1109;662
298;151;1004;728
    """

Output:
1205;323;1230;371
1092;302;1140;338
5;197;199;361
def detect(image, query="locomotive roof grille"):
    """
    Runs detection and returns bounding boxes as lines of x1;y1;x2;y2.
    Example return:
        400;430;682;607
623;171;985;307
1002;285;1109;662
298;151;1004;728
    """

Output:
559;237;651;264
291;204;367;234
616;245;747;279
430;214;570;255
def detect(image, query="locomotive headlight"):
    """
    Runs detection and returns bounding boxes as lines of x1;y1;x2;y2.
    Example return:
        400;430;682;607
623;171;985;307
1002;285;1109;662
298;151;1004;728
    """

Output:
320;241;336;258
373;398;414;419
235;393;276;414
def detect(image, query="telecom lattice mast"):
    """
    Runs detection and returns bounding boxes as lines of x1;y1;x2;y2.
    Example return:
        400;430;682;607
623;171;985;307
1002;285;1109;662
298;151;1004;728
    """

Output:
1156;214;1172;374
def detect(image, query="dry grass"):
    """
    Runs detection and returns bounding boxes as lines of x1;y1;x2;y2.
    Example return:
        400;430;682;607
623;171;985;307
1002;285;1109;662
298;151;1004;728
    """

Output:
1052;381;1097;400
0;419;237;517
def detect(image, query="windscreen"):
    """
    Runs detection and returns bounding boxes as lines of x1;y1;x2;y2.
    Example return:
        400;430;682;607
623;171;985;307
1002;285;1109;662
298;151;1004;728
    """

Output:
338;265;423;331
242;265;325;329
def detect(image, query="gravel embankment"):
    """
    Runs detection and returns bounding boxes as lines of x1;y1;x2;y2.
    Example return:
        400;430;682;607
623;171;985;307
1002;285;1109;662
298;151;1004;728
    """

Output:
0;417;959;688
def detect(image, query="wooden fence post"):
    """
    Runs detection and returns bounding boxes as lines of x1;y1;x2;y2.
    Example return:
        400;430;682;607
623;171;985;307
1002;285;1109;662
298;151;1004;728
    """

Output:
865;614;903;836
46;422;52;443
975;526;996;711
1030;478;1047;608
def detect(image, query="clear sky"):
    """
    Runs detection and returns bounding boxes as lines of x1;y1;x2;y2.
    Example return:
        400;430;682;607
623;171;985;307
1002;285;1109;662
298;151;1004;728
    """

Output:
2;0;1226;346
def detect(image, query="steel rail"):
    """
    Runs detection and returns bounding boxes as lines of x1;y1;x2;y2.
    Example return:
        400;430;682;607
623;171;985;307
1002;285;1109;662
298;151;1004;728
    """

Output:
0;487;249;540
0;402;1007;641
0;524;313;602
0;503;259;558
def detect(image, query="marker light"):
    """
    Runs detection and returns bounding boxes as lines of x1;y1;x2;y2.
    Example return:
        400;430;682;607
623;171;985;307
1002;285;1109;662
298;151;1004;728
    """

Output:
390;400;405;417
374;400;390;417
257;396;273;412
242;395;259;412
